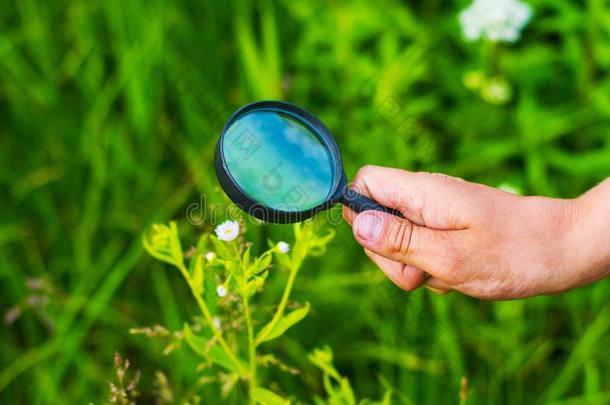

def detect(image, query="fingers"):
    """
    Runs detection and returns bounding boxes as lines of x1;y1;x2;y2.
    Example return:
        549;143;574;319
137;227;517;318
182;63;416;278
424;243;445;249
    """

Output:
344;165;474;287
352;210;462;278
364;249;427;291
364;248;453;294
342;204;358;227
349;165;475;230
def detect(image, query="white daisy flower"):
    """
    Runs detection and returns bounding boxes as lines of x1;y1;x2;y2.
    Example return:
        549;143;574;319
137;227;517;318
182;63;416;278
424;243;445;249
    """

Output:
459;0;533;43
204;251;216;262
214;220;240;242
216;284;227;297
277;241;290;254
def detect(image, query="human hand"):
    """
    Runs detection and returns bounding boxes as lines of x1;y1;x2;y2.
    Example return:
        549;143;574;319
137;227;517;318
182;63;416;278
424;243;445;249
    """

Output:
343;166;610;300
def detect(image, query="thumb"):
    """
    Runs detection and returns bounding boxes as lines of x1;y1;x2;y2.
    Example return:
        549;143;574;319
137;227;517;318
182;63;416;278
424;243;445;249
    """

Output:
352;210;458;276
347;165;476;229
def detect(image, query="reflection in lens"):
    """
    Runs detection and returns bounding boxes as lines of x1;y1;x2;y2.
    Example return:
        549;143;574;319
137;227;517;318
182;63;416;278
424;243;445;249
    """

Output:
222;110;335;212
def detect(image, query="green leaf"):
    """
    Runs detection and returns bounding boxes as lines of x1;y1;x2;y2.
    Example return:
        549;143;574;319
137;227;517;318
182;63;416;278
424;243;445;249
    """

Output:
339;377;356;405
203;276;218;316
308;346;341;381
309;229;335;257
242;245;251;273
253;387;290;405
251;250;273;276
168;221;183;264
380;389;392;405
182;323;210;357
196;233;208;252
190;254;205;295
183;324;241;374
142;222;184;267
256;302;310;345
245;270;268;297
210;235;231;260
309;346;356;405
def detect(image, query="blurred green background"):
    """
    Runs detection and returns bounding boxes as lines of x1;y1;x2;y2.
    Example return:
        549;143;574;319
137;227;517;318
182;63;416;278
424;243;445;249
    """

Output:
2;0;610;403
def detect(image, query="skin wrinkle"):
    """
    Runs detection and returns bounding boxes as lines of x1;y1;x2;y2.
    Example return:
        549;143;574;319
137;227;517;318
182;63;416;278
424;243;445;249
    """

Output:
421;175;470;230
403;185;426;226
405;222;415;261
439;231;463;277
387;218;412;258
482;220;526;297
466;199;564;298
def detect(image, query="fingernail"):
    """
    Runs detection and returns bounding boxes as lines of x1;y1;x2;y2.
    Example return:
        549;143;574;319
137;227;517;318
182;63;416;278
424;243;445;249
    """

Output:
356;212;383;241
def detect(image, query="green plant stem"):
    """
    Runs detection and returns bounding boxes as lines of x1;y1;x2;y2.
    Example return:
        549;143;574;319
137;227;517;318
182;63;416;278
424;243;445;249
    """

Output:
242;294;257;405
176;263;248;377
235;238;257;402
481;39;500;77
255;261;299;345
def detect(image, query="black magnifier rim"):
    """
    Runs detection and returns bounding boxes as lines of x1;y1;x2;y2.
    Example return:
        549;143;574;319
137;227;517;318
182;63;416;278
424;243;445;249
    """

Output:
215;100;346;224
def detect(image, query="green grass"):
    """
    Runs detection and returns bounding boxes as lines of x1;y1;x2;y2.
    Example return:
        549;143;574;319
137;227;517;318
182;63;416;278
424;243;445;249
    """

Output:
1;0;610;403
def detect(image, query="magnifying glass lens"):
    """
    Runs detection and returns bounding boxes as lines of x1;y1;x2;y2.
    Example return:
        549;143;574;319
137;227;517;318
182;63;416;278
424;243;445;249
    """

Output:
222;110;335;212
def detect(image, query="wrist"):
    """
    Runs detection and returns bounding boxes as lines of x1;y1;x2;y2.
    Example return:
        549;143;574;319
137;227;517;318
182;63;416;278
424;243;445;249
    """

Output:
564;179;610;287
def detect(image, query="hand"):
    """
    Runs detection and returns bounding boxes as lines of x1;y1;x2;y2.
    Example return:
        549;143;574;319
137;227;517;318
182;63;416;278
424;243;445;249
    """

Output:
343;166;610;300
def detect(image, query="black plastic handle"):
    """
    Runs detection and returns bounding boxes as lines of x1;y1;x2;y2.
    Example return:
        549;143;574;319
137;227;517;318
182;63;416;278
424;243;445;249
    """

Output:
340;188;404;218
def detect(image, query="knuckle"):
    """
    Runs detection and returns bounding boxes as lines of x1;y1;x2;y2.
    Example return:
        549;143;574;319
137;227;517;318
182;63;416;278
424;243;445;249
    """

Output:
355;165;374;181
385;219;413;258
421;171;458;187
430;172;451;179
429;172;453;187
351;166;375;194
386;189;403;209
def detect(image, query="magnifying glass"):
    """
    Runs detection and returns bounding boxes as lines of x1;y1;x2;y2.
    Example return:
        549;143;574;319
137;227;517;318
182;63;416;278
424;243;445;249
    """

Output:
214;100;403;224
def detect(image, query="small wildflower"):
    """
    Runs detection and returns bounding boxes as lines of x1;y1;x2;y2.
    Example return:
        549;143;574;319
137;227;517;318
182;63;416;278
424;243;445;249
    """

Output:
277;241;290;254
212;316;222;329
460;376;469;402
204;252;216;262
214;220;240;242
26;295;49;307
4;306;21;325
153;371;174;404
216;284;227;297
459;0;533;43
109;352;140;404
129;324;170;337
26;277;45;291
480;76;512;105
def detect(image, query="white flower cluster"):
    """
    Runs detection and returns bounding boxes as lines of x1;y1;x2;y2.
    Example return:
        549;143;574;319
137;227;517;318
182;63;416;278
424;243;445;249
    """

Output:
459;0;533;43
